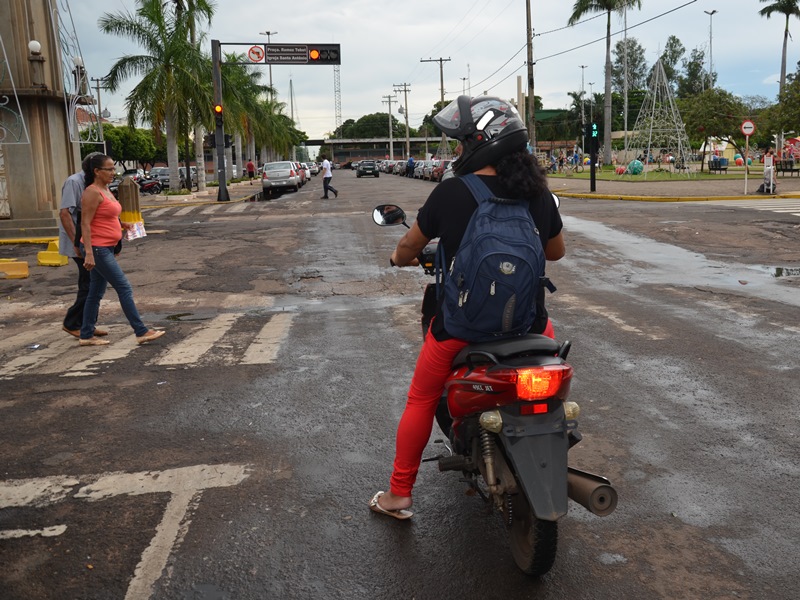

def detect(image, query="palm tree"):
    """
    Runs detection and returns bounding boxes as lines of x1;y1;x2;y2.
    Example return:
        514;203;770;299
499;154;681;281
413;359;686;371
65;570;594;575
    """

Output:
568;0;642;164
168;0;215;190
759;0;800;98
100;0;208;191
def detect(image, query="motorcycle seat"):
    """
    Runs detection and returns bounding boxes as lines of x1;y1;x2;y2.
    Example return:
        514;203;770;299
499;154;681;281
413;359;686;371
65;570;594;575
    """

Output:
452;334;561;368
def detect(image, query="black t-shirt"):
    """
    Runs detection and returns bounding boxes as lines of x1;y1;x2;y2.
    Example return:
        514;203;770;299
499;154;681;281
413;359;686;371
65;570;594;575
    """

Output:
415;174;563;340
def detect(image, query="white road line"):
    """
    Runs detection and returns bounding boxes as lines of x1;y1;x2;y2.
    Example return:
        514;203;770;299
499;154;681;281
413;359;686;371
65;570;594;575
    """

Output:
0;525;67;539
240;312;296;365
147;207;173;218
226;203;249;213
155;313;242;365
0;464;250;600
200;204;224;214
0;334;76;378
63;335;141;377
173;206;197;216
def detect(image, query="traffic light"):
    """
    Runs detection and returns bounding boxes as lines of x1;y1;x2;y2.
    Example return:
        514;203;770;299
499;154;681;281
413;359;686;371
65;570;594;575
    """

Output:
213;103;223;127
224;134;232;148
591;122;598;138
204;133;216;148
307;44;341;65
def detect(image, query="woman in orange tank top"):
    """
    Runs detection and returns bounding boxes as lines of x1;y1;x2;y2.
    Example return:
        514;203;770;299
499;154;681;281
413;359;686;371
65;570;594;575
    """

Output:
79;154;165;346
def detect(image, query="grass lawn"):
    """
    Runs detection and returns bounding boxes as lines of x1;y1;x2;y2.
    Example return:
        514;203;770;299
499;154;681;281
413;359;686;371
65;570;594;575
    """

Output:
548;164;768;182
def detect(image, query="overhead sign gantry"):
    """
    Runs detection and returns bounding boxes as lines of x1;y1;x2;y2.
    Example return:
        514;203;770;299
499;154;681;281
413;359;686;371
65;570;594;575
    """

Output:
210;40;341;201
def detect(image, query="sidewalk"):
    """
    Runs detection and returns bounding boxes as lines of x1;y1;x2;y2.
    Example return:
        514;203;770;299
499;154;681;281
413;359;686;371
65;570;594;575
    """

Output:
550;172;800;201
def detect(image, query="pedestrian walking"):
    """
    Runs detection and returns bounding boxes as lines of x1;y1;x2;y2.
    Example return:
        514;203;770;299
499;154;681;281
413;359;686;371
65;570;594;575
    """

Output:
319;154;338;199
57;151;108;339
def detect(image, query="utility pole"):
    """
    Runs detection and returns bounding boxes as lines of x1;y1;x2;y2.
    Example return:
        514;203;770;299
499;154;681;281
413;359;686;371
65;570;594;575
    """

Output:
460;77;467;95
580;64;587;156
526;0;536;151
382;94;397;160
420;57;451;159
90;76;107;155
393;83;411;158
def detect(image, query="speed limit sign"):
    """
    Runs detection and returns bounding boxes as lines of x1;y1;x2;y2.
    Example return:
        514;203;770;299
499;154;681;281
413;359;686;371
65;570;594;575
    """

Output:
741;120;756;136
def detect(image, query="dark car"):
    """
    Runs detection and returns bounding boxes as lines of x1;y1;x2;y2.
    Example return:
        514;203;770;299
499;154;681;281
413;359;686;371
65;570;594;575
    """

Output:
148;167;171;186
357;160;379;178
431;160;452;182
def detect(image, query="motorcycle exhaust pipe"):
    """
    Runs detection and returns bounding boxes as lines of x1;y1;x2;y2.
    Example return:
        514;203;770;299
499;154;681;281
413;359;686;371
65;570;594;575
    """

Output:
567;467;618;517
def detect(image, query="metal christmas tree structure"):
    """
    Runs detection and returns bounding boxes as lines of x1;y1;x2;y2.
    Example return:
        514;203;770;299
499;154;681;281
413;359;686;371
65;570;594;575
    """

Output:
627;59;694;178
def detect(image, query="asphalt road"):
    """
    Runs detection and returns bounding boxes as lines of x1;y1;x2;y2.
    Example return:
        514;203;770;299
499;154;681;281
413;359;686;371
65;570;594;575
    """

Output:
1;171;798;599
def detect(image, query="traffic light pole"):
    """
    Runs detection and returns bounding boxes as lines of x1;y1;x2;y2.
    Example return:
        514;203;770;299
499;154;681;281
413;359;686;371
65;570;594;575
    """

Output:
211;40;230;202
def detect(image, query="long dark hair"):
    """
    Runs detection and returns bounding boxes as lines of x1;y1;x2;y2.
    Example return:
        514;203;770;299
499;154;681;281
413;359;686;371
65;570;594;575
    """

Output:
495;150;549;200
83;154;112;186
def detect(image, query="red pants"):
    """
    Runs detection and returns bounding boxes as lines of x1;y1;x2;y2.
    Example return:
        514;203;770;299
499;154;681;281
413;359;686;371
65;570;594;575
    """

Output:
389;319;555;498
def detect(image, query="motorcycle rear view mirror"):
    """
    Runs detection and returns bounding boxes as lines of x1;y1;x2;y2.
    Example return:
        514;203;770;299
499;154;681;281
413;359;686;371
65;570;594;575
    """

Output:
551;193;560;209
372;205;409;228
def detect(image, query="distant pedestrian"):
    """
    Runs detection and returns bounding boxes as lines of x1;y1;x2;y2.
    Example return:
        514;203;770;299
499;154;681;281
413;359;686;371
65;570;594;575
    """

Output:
246;159;256;184
58;151;108;339
406;156;415;178
319;154;338;199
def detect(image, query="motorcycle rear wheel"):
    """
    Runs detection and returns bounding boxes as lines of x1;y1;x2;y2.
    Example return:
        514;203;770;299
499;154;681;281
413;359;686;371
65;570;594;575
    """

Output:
507;492;558;576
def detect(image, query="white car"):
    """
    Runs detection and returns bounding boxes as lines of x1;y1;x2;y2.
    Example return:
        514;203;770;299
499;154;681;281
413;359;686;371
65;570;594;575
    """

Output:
308;162;320;176
300;163;311;180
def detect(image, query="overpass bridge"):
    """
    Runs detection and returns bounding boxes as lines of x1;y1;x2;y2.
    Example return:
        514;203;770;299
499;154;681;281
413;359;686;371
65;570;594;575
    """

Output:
302;137;454;161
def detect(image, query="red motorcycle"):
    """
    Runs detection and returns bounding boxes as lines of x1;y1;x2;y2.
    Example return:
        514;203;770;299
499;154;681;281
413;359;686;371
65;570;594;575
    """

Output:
373;204;617;576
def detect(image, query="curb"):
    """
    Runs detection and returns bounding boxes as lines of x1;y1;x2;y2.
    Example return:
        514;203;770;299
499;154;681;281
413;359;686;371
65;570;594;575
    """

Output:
560;192;798;202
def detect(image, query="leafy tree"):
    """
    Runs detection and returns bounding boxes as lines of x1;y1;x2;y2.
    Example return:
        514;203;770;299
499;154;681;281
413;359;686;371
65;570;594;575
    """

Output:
650;35;685;91
678;88;748;169
612;37;648;93
100;0;208;190
676;47;709;98
759;0;800;97
568;0;643;165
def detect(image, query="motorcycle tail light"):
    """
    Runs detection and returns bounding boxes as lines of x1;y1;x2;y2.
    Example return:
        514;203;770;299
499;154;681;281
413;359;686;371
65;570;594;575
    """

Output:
520;402;548;415
493;364;573;400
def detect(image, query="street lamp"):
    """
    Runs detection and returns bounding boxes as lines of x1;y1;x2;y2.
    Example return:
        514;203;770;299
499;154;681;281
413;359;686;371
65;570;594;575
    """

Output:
259;30;277;95
588;82;594;122
704;10;717;89
28;39;46;88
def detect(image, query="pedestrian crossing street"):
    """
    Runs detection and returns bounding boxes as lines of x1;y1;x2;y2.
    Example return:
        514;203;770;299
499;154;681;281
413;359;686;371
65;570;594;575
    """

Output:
694;198;800;217
0;309;296;380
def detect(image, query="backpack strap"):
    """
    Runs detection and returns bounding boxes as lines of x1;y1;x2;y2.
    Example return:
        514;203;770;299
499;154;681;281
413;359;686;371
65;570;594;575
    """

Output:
458;173;495;205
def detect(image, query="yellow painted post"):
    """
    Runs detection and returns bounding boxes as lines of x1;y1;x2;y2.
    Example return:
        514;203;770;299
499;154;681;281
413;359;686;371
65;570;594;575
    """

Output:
37;240;69;266
118;177;143;224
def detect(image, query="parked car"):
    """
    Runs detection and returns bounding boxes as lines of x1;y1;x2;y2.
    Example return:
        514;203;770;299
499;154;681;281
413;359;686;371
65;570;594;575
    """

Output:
299;162;311;180
148;167;171;186
293;162;307;186
350;161;360;171
431;160;452;182
413;160;430;179
422;160;438;181
121;168;145;181
308;162;320;176
356;160;379;178
261;161;300;194
393;161;407;176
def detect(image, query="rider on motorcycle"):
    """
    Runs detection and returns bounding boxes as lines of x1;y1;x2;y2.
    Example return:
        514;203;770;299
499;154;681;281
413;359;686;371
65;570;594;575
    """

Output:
370;95;566;519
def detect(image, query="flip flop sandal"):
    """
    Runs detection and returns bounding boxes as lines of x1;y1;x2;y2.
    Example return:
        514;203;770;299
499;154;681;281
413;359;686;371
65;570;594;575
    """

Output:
369;491;413;520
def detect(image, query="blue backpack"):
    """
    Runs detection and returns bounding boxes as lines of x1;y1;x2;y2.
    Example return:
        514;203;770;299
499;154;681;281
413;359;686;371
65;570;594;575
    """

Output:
436;173;554;343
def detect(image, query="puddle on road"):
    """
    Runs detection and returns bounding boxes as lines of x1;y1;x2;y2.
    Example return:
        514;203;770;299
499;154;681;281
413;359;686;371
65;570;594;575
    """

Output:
165;312;215;322
562;215;800;307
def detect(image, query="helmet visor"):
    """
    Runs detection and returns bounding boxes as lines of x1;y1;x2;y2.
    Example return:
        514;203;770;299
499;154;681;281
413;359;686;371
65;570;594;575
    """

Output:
433;95;473;138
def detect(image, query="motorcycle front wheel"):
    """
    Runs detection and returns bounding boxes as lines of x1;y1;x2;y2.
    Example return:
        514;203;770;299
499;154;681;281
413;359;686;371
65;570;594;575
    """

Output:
506;491;558;576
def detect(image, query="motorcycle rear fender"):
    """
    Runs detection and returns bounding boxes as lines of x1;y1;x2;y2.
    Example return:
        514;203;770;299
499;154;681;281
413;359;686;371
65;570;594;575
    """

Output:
498;407;569;521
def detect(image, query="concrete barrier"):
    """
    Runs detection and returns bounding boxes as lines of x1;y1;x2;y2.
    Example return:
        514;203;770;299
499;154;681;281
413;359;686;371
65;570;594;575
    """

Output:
0;259;30;279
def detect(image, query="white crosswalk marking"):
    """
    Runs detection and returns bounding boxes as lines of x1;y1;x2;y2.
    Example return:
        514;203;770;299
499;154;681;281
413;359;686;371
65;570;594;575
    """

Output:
0;334;74;379
173;206;197;216
200;204;224;214
227;203;249;213
696;198;800;216
154;312;242;366
64;335;141;377
241;313;295;365
147;207;173;218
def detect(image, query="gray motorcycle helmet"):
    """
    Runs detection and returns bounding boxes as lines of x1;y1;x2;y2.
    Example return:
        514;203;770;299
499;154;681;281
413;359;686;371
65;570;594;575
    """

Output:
433;95;528;175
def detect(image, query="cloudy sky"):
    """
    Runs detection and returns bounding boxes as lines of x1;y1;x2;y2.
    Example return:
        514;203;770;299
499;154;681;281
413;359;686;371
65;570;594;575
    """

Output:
65;0;796;139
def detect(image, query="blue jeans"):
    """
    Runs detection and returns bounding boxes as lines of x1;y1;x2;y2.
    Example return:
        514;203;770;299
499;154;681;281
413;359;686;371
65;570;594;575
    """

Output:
81;246;148;339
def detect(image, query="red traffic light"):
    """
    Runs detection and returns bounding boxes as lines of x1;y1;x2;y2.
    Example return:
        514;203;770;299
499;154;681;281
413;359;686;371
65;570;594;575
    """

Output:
309;49;320;61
